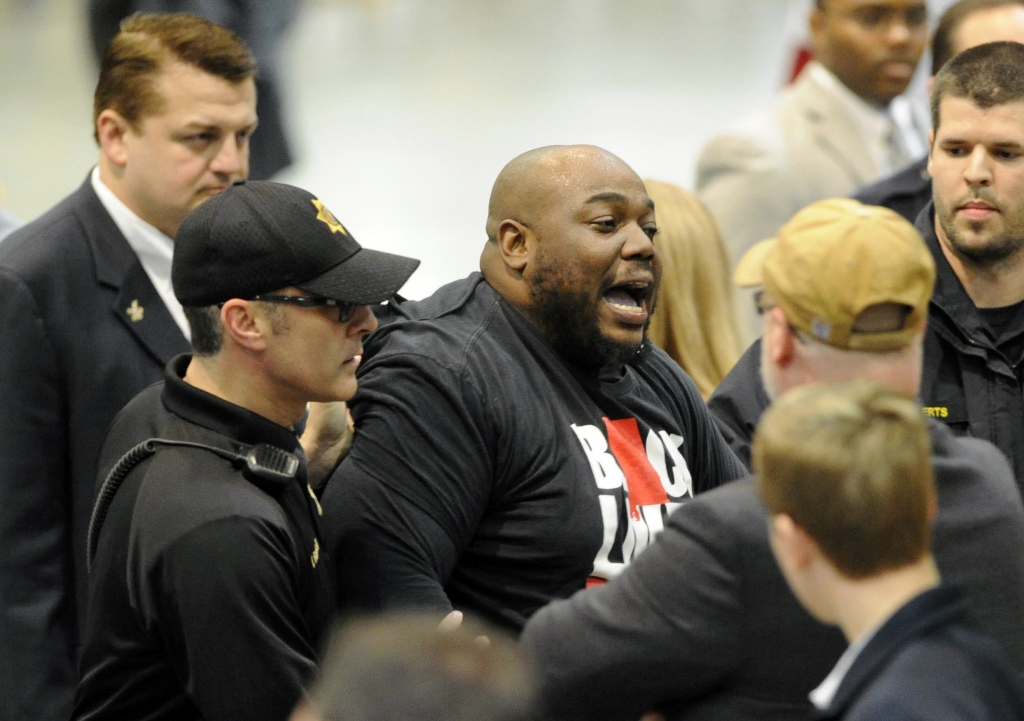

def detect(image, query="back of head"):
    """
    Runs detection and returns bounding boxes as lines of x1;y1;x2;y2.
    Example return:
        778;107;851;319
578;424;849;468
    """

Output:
931;40;1024;129
754;380;935;578
93;13;257;141
304;614;536;721
643;179;741;398
736;198;935;353
931;0;1024;75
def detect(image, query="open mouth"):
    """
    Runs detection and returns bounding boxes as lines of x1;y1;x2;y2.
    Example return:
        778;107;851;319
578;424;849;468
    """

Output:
602;280;653;323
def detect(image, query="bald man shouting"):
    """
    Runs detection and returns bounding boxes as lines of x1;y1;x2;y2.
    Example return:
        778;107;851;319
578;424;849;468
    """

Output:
321;145;746;630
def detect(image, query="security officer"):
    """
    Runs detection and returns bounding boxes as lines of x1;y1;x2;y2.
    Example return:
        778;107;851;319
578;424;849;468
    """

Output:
74;180;419;721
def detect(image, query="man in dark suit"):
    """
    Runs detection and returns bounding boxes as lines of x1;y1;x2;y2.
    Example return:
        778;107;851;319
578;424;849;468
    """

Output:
854;0;1024;222
758;382;1024;720
519;199;1024;721
0;14;257;721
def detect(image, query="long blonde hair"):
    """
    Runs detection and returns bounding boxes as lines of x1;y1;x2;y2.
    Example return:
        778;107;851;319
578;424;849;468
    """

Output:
645;179;742;399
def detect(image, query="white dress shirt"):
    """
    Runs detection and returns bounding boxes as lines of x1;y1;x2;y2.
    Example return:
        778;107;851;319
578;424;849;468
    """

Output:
90;167;190;340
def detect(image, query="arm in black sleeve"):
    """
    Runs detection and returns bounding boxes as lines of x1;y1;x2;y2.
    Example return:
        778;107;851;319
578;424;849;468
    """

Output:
678;364;750;490
321;354;492;615
520;495;744;721
0;269;77;721
706;338;769;470
139;516;319;721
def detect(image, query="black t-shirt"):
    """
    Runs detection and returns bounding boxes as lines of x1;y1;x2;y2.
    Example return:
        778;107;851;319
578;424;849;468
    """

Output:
978;299;1024;367
322;274;747;630
74;356;333;721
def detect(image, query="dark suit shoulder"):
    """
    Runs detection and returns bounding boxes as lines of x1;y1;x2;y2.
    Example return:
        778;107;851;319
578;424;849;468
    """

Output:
0;186;95;277
852;157;930;224
930;420;1022;509
669;476;762;529
706;339;767;469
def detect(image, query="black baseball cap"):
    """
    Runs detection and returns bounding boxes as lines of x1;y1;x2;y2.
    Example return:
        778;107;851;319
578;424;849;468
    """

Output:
172;180;420;307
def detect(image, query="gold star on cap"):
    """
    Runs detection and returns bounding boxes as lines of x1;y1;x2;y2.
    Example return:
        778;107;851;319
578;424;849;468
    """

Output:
311;198;348;235
126;299;144;322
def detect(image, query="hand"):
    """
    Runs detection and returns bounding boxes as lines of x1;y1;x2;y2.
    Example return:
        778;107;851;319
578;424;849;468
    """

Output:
438;610;490;648
300;401;354;489
438;609;464;633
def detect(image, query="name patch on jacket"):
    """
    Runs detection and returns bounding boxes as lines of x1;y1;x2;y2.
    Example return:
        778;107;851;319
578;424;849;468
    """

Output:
572;417;693;585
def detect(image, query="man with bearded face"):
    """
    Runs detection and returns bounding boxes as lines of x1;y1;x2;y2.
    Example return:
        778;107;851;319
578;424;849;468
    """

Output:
320;145;746;631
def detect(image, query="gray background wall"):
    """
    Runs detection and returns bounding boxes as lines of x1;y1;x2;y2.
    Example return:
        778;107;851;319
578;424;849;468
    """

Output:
0;0;955;298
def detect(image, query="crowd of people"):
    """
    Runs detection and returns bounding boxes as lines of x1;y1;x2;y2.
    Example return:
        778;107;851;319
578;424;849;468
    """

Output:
3;1;1024;720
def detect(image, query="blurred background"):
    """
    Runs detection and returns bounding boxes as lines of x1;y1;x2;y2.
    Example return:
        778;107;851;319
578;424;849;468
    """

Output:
0;0;955;298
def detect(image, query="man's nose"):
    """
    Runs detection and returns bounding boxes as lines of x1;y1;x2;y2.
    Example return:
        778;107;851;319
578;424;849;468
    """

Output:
347;304;379;336
622;223;655;260
964;146;994;187
211;135;247;178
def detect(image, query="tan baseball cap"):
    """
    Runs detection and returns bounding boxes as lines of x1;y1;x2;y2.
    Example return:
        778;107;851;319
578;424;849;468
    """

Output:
734;198;935;351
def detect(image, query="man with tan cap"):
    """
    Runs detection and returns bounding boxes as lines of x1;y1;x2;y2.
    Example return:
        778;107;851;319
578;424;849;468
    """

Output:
520;198;1024;721
714;41;1024;488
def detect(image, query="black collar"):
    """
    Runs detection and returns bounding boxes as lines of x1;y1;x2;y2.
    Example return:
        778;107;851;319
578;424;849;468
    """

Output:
162;354;302;454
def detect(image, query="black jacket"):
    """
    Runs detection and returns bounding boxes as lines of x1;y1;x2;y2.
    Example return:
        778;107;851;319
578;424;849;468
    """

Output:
75;356;332;721
917;201;1024;490
852;155;931;224
815;586;1024;721
707;203;1024;493
0;178;188;721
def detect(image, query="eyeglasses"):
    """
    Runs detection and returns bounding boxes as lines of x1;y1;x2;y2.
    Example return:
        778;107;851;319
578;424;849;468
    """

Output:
754;289;776;316
251;294;359;323
754;289;807;345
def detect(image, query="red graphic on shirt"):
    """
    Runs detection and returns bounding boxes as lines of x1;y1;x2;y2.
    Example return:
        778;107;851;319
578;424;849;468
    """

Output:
602;417;669;520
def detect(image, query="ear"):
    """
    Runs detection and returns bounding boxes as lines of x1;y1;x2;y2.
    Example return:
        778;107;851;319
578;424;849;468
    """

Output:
220;300;269;352
96;109;132;168
926;128;936;175
764;307;797;369
496;219;533;273
771;514;816;571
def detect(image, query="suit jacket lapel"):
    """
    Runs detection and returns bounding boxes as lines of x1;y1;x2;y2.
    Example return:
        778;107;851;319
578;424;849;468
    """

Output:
796;69;879;186
74;176;189;364
112;263;190;362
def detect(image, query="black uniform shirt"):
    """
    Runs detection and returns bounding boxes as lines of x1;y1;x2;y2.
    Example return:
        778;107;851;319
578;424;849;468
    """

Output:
323;274;747;631
74;355;333;721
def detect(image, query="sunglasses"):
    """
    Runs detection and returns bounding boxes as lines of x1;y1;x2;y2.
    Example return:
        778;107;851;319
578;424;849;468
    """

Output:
251;294;359;323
